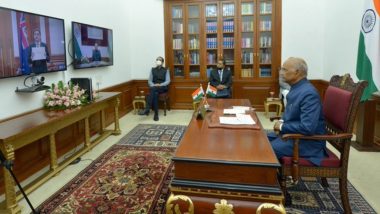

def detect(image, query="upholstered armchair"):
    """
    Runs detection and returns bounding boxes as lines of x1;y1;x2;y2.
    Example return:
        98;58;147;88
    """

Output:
271;74;367;214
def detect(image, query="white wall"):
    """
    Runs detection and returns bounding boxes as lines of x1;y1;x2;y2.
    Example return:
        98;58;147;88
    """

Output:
0;0;366;119
282;0;325;79
322;0;363;81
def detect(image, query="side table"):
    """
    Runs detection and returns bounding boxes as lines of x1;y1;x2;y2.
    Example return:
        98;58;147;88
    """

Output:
133;95;146;114
264;98;283;118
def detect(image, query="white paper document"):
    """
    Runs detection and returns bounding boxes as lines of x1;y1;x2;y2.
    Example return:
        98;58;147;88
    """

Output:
232;106;251;111
219;114;256;125
31;47;46;61
223;108;246;114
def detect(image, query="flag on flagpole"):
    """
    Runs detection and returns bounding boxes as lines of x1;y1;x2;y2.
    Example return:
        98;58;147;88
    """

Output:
18;13;30;75
356;0;380;101
206;82;217;97
192;84;204;101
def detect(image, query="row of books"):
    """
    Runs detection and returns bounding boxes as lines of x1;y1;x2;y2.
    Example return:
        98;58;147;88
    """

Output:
241;68;254;77
260;50;272;64
172;22;183;34
242;3;254;15
189;71;200;77
174;67;184;76
260;2;272;14
223;21;234;32
242;21;254;31
189;52;200;65
223;37;234;48
206;22;217;33
260;36;272;48
260;20;272;31
242;52;254;64
206;38;218;49
241;38;253;48
172;8;183;19
222;4;235;16
188;38;199;49
174;52;184;64
188;23;199;34
173;39;183;49
207;52;217;64
260;67;272;77
205;5;217;17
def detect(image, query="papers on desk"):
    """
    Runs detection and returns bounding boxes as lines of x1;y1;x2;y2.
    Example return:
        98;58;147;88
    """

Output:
219;114;256;125
223;106;252;114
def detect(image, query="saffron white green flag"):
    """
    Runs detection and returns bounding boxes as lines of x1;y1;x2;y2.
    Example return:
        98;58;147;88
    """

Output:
191;85;204;101
356;0;380;101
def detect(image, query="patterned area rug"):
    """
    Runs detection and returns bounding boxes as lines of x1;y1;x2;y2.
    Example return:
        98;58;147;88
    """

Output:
286;177;376;214
37;124;375;214
117;124;186;147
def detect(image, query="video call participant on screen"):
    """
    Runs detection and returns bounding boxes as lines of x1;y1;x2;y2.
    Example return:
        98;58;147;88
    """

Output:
28;29;50;73
267;57;327;166
139;56;170;121
92;43;102;62
209;58;232;98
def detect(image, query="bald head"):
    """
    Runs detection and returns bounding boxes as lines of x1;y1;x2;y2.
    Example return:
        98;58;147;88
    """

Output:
281;57;308;85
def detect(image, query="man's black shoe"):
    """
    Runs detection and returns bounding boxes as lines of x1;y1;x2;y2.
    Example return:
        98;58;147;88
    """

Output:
153;114;159;121
138;109;150;116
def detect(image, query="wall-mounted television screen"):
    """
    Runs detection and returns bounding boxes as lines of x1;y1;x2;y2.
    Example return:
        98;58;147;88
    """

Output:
0;7;66;79
72;22;113;69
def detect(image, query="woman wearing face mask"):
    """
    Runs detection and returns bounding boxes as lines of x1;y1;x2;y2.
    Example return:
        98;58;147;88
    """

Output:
139;56;171;121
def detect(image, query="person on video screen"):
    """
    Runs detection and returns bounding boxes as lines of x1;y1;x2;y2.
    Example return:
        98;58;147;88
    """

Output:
92;43;102;62
28;29;50;74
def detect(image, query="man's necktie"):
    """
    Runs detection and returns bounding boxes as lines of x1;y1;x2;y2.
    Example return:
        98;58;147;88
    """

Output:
219;70;222;82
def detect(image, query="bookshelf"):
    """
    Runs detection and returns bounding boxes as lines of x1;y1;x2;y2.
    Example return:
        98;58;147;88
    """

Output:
164;0;281;110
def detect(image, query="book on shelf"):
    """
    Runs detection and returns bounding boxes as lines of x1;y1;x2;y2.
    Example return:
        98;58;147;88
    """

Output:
260;2;272;14
241;68;253;77
241;3;254;15
223;4;235;16
172;7;183;18
260;67;271;77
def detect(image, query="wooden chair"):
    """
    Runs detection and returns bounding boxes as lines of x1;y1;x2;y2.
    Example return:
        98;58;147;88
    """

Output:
272;74;367;214
158;92;170;116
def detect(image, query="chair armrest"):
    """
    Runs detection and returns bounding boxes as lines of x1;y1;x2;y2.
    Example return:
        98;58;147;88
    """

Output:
282;133;353;141
281;132;352;182
269;116;281;122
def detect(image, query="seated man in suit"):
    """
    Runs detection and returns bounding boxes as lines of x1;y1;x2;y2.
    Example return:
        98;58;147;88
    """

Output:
209;59;232;98
267;57;327;166
139;56;170;121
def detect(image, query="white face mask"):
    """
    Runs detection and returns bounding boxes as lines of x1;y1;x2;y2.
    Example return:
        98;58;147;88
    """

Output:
156;60;162;66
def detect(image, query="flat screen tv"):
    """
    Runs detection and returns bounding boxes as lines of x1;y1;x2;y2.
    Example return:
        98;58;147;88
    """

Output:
72;22;113;69
0;6;66;79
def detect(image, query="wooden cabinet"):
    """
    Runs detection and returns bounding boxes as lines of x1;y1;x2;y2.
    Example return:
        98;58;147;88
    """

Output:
164;0;282;110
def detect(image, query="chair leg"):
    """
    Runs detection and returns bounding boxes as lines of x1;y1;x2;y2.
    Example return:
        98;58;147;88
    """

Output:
279;173;291;206
321;177;329;187
167;98;171;111
339;177;351;214
164;100;167;116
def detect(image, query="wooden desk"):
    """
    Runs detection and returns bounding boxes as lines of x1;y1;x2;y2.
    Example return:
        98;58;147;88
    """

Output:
170;99;283;213
0;92;121;214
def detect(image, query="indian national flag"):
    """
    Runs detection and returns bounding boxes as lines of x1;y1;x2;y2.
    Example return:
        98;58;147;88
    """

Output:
356;0;380;101
206;83;217;97
192;85;204;101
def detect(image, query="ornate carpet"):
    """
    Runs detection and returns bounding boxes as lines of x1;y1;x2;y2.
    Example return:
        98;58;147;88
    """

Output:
37;124;376;214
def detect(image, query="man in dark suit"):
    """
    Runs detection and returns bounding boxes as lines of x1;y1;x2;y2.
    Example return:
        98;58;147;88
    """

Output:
268;57;327;166
28;29;50;74
209;59;232;98
139;56;170;121
92;43;102;62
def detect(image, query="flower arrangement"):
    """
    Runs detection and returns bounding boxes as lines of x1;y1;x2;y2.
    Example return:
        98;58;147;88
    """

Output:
44;80;89;110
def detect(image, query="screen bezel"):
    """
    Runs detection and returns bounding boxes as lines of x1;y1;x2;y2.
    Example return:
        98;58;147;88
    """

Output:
0;6;67;79
71;21;113;70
